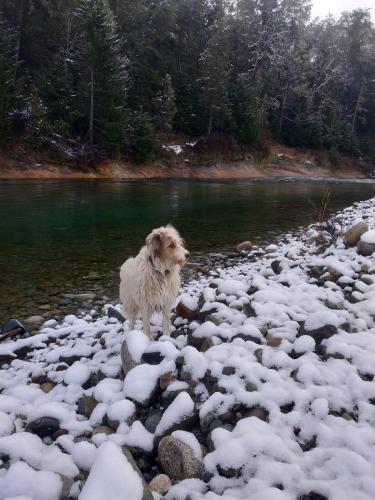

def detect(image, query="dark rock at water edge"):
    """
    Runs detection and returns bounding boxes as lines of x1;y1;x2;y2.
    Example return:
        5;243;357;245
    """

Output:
0;319;26;337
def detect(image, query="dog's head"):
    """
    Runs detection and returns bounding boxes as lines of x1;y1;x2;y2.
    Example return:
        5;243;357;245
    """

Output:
146;225;189;269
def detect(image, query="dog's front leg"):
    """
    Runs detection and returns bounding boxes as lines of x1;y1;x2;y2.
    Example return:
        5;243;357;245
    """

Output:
141;307;151;337
162;306;171;336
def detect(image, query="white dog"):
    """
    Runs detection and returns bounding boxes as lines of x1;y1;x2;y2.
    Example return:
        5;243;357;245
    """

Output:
119;225;189;337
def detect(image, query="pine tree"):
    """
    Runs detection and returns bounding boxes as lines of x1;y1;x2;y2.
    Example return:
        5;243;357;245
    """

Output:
24;84;51;149
157;74;177;132
0;14;17;145
200;18;231;135
230;80;261;145
75;0;127;154
127;111;156;163
172;0;212;135
34;1;79;137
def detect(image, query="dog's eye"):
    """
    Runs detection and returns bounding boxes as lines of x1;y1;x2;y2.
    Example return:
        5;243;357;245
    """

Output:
168;242;176;249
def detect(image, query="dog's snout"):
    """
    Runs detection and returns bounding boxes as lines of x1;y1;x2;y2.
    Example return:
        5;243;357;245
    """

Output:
185;251;190;258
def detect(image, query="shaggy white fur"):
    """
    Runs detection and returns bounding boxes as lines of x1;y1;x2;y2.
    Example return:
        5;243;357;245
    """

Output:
119;225;189;337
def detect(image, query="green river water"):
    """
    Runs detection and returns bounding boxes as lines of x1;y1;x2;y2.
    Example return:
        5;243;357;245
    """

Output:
1;179;374;321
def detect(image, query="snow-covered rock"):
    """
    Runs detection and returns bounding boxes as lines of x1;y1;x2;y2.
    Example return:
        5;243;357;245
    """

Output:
158;435;203;481
344;220;368;247
358;229;375;255
79;441;152;500
155;391;196;437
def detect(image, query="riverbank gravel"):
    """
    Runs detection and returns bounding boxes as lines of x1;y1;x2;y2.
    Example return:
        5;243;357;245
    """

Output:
0;197;374;500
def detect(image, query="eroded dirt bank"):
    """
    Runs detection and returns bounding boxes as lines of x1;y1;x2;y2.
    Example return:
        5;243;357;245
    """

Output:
0;144;369;180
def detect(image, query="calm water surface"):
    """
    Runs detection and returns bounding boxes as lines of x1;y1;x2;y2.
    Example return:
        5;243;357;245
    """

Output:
1;179;374;321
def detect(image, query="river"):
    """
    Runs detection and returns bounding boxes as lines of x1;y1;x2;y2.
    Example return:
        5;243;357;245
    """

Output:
1;179;374;321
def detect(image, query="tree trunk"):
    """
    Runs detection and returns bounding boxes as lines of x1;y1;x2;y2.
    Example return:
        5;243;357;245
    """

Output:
208;108;213;135
351;80;364;135
89;67;94;146
278;78;290;140
14;0;27;73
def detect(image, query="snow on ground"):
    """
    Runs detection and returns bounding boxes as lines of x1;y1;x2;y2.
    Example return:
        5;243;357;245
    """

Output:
162;145;183;155
0;197;374;499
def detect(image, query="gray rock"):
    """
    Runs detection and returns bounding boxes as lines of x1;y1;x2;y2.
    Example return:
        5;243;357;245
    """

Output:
245;381;258;392
344;221;368;247
357;230;375;256
0;319;26;337
271;260;282;274
149;474;172;494
243;302;257;317
298;322;338;344
200;338;215;352
24;315;44;327
217;464;242;478
236;241;253;253
141;350;164;365
121;340;138;377
107;306;125;322
60;355;82;366
60;475;75;499
161;385;194;407
40;381;55;393
242;406;269;422
201;314;221;326
254;348;263;364
158;436;203;481
77;396;98;418
144;408;164;433
222;366;236;376
26;417;60;438
156;393;197;439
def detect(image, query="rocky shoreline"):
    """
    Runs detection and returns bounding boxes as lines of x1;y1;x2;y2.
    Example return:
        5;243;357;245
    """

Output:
16;252;251;333
0;198;375;500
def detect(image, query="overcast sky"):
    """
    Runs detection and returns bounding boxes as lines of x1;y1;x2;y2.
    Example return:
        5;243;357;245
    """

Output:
311;0;375;20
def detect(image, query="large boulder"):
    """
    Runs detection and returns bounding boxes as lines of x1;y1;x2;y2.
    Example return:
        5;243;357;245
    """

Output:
344;221;368;247
158;435;203;481
357;229;375;256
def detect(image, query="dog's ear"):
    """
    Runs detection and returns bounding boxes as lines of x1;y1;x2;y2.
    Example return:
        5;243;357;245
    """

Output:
146;231;162;259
